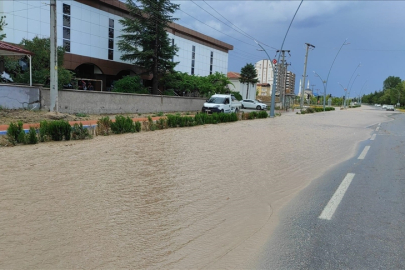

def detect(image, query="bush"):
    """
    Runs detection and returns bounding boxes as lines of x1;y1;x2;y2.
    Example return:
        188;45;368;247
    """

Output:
39;120;50;142
97;116;112;136
135;121;141;132
17;129;27;145
148;116;157;131
248;111;258;119
72;123;92;140
27;127;38;144
48;120;72;141
111;115;137;134
257;111;268;118
112;75;149;94
6;121;24;145
156;118;167;129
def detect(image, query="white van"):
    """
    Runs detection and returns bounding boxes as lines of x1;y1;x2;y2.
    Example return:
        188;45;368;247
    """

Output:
202;94;241;114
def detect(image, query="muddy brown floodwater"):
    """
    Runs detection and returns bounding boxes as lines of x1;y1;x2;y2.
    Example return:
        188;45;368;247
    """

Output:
0;106;389;269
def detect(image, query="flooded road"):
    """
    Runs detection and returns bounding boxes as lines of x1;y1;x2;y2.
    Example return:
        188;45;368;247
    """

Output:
0;107;388;269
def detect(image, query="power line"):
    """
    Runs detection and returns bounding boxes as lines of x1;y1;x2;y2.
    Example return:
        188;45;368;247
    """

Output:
201;0;276;49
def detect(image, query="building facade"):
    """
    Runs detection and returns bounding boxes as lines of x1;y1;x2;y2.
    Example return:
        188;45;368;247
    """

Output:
0;0;233;91
227;71;256;100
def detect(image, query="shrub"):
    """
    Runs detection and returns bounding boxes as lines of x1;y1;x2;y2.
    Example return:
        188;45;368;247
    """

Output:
27;127;38;144
6;121;24;145
135;121;141;132
111;115;136;134
72;123;92;140
47;120;71;141
39;120;50;142
97;116;112;135
148;116;157;131
75;112;88;117
248;111;258;119
17;129;27;145
156;118;167;129
257;111;268;118
112;75;148;94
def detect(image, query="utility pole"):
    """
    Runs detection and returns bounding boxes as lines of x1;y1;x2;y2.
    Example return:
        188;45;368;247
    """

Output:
300;43;315;109
277;50;290;110
50;0;58;113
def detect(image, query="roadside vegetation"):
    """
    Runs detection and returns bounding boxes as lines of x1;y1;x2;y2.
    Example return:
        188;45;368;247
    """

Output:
362;76;405;106
2;111;269;147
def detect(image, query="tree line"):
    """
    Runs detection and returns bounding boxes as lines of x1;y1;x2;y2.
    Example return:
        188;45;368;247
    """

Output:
361;76;404;106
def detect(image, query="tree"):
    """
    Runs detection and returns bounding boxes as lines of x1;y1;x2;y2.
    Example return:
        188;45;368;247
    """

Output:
4;37;73;89
0;16;6;40
118;0;179;95
113;75;149;94
383;76;401;91
239;63;259;99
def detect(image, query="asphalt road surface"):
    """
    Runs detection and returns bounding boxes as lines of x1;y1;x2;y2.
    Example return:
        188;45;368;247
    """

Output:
257;109;405;269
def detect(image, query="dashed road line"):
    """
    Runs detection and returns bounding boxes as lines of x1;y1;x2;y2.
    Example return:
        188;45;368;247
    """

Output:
376;126;380;131
319;173;356;220
370;134;376;141
358;146;370;160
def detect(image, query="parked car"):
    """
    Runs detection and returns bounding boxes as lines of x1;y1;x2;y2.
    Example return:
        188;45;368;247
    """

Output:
240;99;267;110
382;104;388;109
386;105;395;111
202;94;241;114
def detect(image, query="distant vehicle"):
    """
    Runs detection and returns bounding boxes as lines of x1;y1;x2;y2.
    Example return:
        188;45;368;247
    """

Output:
382;104;388;109
202;94;241;114
375;104;381;107
240;99;267;110
386;105;395;111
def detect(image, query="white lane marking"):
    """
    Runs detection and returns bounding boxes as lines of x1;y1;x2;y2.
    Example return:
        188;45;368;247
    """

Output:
319;173;355;220
376;126;380;131
370;134;376;141
378;123;381;126
358;146;370;160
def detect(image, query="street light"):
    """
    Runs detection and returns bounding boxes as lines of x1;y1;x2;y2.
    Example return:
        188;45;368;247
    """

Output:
255;42;277;118
338;82;347;108
313;71;326;108
314;39;350;111
348;74;360;105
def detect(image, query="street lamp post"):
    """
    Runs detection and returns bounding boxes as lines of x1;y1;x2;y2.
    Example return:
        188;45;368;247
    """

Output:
338;82;347;108
312;39;349;111
348;74;360;106
313;71;327;108
256;42;277;118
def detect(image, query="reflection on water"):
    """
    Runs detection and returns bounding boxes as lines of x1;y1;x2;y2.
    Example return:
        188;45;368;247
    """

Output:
0;108;386;269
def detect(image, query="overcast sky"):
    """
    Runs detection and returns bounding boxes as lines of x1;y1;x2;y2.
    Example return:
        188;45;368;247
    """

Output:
172;0;405;97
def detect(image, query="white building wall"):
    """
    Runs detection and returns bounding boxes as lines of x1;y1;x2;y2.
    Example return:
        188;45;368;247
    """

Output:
1;0;229;76
168;33;228;76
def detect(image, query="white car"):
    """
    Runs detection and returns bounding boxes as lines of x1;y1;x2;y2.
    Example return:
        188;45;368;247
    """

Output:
240;99;267;110
386;105;395;111
382;104;388;109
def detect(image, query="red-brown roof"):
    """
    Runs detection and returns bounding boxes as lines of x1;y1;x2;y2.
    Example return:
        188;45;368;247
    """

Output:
0;41;34;56
227;72;240;79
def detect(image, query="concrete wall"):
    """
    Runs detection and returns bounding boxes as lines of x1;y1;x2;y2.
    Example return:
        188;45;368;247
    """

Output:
41;89;206;114
0;84;41;109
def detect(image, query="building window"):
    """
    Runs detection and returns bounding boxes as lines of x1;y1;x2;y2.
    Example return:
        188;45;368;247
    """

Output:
108;18;114;60
191;45;195;75
63;4;70;15
210;51;213;75
63;4;70;52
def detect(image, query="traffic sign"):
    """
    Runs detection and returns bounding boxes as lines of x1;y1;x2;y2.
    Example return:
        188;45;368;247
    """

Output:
273;59;277;64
